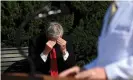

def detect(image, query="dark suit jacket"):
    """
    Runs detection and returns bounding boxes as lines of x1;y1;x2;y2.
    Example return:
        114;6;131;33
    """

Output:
28;33;76;75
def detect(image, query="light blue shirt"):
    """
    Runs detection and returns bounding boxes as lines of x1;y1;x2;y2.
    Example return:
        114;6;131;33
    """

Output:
84;1;133;80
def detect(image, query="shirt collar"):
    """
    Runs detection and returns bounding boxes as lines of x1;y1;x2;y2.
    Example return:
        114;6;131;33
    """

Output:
115;1;133;8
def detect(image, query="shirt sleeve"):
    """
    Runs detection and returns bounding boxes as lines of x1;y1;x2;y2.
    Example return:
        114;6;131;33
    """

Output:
83;58;97;70
40;50;69;62
105;56;133;80
63;50;69;61
40;52;48;62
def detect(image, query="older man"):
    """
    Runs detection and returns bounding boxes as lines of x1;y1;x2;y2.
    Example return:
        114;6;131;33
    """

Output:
59;1;133;80
28;22;76;76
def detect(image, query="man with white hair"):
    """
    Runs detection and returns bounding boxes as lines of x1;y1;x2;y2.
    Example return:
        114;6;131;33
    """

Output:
28;22;76;76
59;1;133;80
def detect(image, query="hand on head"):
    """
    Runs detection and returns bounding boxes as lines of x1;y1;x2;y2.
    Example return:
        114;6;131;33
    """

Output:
44;37;67;55
46;40;56;49
44;40;56;55
57;37;67;54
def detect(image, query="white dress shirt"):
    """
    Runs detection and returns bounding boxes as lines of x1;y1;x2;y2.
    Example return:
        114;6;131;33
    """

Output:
84;1;133;80
40;50;69;62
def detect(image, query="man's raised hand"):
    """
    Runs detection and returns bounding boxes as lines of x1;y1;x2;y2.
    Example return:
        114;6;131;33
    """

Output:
57;37;67;54
43;40;56;55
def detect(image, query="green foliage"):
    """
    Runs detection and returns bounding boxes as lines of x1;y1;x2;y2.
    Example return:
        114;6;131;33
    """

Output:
1;1;110;66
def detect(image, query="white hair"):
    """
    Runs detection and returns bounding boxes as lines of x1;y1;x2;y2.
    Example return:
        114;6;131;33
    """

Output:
46;22;64;39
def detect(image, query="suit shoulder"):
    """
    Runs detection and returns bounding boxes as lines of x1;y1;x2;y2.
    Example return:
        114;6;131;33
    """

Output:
30;33;46;40
29;33;47;46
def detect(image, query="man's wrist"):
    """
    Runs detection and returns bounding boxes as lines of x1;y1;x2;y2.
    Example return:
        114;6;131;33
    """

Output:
62;49;67;55
44;46;52;55
43;50;49;55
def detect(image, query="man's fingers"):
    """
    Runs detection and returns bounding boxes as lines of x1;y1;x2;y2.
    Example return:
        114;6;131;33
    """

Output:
59;66;80;77
75;70;93;79
46;40;56;48
50;40;56;44
47;40;56;44
57;40;66;46
57;40;66;45
57;41;62;45
57;39;64;44
57;38;66;44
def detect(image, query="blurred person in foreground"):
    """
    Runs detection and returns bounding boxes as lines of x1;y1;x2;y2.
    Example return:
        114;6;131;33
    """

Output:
59;1;133;80
28;22;76;76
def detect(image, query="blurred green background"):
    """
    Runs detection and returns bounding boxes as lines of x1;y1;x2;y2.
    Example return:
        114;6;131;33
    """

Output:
1;1;110;66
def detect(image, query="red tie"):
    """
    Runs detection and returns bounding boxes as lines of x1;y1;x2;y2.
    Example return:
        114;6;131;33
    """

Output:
50;48;58;77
